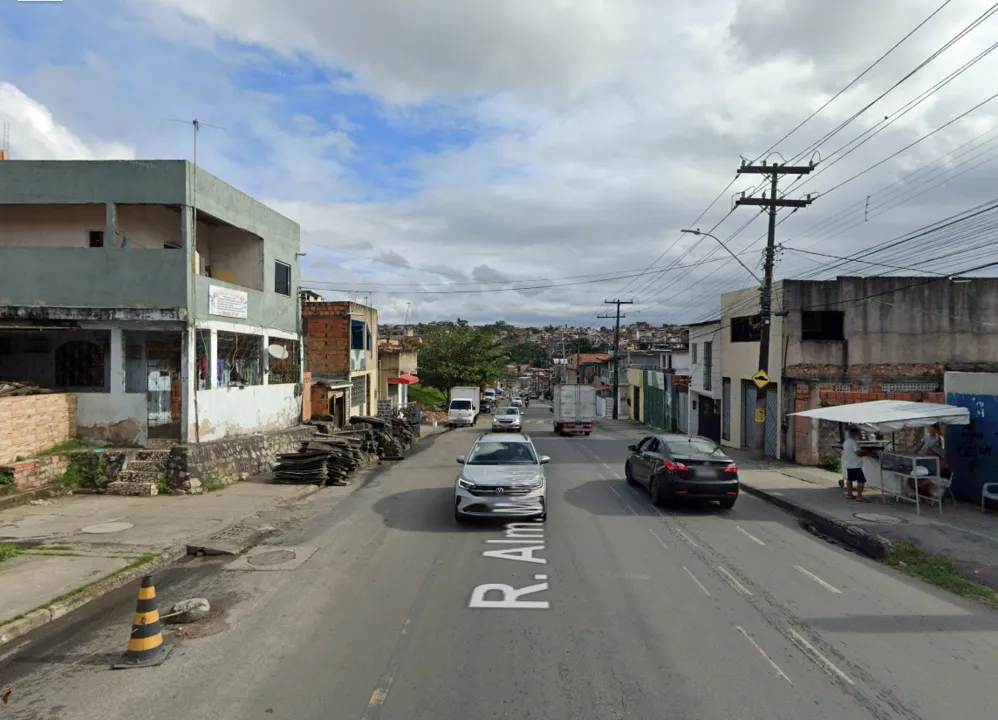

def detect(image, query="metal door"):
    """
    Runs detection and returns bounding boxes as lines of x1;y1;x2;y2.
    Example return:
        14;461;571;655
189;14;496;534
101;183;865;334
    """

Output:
722;378;731;441
741;381;756;448
765;384;779;458
677;390;689;433
699;397;721;443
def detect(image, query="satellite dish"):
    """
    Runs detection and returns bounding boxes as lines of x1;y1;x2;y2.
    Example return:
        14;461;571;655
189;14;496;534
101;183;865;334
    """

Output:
268;344;289;360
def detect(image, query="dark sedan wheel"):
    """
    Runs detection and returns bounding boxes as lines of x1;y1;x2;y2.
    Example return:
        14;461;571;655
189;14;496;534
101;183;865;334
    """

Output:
625;461;635;484
650;476;664;506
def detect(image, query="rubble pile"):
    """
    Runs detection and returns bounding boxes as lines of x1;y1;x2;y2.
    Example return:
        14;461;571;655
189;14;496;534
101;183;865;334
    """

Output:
276;414;417;486
0;381;55;398
349;416;417;461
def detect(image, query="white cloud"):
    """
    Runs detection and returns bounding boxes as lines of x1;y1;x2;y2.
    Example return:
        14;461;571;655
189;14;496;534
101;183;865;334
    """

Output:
4;0;998;326
0;82;135;160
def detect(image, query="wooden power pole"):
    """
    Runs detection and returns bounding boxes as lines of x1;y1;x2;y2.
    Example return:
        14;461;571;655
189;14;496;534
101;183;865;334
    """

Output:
735;160;814;458
600;299;632;420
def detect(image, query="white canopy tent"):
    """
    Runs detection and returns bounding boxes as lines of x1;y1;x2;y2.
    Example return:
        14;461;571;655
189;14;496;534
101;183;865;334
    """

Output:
789;399;970;431
791;399;970;514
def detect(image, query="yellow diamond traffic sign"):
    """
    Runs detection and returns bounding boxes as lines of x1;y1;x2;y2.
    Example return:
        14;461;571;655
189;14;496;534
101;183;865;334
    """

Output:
752;370;770;389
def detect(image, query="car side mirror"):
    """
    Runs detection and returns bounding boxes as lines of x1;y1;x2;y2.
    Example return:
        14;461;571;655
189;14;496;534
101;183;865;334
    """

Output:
539;456;551;464
627;444;637;452
456;456;466;464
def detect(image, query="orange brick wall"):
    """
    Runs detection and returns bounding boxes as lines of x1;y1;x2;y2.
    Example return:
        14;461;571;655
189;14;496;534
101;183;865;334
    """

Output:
0;393;78;465
0;456;71;490
304;314;350;375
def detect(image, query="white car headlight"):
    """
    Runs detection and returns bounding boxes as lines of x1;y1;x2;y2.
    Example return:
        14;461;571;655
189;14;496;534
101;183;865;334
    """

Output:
458;478;476;490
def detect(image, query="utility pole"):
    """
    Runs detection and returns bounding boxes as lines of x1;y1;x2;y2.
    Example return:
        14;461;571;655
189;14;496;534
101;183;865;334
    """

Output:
735;160;814;458
600;299;633;420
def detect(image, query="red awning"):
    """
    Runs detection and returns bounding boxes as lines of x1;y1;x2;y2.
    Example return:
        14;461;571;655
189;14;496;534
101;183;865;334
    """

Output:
388;373;420;385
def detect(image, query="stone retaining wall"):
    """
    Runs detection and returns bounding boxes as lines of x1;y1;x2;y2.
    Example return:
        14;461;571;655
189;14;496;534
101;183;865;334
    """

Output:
165;426;316;493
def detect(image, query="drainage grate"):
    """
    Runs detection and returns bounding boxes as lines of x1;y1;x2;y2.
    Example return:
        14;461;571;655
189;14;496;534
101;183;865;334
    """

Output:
854;512;906;525
248;549;297;567
206;524;256;542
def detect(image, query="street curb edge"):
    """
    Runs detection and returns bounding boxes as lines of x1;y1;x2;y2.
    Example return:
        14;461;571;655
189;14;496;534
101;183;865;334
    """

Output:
740;483;894;560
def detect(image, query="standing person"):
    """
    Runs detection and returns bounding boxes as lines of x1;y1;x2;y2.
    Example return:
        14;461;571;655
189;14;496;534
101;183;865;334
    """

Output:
843;426;872;503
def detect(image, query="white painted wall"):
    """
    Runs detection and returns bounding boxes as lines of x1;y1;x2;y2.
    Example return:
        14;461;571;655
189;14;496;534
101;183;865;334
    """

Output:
75;327;148;445
195;384;301;442
688;322;722;399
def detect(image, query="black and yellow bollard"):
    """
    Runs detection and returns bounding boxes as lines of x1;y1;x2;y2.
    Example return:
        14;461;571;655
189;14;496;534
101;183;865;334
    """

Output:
112;576;172;669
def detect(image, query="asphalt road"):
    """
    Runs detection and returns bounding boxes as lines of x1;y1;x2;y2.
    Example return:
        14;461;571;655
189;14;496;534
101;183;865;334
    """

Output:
3;405;998;720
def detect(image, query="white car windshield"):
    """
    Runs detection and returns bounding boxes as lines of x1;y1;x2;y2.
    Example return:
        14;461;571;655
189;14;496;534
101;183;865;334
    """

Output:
501;408;519;416
466;441;537;465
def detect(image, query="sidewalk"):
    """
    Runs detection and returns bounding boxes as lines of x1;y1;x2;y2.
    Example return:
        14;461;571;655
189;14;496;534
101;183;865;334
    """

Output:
599;417;998;592
0;477;336;648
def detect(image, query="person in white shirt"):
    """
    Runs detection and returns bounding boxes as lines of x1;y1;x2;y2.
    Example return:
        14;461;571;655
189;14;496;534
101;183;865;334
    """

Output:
842;427;872;502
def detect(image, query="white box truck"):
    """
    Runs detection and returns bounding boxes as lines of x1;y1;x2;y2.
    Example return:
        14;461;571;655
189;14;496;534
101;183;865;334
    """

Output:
552;384;597;436
448;387;480;427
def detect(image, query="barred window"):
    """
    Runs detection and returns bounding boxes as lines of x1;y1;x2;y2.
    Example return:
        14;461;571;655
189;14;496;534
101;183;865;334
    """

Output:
55;338;107;390
268;338;300;384
216;331;262;387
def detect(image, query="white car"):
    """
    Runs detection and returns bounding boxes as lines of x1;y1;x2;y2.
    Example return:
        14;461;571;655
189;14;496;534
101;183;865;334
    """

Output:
455;433;549;521
492;406;522;432
511;396;523;407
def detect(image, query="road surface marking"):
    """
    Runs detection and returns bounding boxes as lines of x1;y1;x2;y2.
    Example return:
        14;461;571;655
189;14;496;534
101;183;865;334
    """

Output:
716;566;753;596
648;528;669;549
736;525;766;545
786;628;854;685
623;502;638;516
682;566;711;597
675;527;698;548
627;486;642;499
794;565;842;594
736;627;792;684
602;463;612;471
608;486;620;497
471;523;550;609
596;470;606;480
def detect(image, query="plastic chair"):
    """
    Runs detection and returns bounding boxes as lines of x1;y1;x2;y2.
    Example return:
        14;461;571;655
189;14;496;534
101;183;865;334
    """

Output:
982;482;998;511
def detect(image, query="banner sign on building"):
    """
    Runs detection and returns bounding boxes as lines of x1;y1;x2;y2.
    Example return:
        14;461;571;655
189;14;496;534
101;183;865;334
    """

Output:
208;285;249;319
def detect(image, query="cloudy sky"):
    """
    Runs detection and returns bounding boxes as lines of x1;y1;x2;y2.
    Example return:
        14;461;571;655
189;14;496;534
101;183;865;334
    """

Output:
2;0;997;326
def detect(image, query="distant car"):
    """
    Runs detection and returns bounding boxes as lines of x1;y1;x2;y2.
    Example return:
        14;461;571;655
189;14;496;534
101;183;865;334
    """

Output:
511;396;523;407
492;406;522;432
625;434;739;509
455;433;550;522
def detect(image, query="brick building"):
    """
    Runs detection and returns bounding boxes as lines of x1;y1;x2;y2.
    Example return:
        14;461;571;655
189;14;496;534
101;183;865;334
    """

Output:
720;276;998;465
302;301;379;423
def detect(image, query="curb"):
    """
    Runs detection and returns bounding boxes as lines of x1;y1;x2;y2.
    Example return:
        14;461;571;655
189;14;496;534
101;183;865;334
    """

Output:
0;484;73;512
0;544;187;649
740;483;894;560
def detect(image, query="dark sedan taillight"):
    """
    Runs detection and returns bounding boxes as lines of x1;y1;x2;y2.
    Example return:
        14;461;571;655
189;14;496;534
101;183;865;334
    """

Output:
724;463;738;474
661;459;688;472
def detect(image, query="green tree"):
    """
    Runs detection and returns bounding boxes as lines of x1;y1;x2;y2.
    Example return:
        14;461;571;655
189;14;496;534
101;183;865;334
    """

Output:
418;324;509;398
507;342;552;368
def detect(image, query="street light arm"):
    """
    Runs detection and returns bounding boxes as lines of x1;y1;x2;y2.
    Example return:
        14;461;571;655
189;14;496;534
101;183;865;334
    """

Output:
681;228;763;286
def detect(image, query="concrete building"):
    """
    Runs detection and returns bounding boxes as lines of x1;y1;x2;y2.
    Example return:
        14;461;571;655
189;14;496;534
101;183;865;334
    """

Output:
378;340;419;407
687;320;721;442
720;276;998;463
302;301;379;423
0;160;303;446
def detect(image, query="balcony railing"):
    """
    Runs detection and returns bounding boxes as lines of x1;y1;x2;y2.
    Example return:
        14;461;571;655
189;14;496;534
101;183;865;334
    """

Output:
350;349;366;372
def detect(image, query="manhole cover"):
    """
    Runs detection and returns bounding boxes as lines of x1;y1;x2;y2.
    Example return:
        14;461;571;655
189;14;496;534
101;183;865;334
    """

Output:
854;512;905;525
248;549;297;566
80;521;134;534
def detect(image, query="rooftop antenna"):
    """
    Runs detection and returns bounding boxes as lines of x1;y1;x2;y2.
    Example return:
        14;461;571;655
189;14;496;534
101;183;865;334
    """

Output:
158;117;226;444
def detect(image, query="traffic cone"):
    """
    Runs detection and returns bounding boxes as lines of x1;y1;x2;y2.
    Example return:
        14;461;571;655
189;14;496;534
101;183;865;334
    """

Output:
112;576;172;669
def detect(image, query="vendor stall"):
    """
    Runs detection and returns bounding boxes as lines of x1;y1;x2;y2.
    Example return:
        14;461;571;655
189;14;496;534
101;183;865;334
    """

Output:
790;400;970;514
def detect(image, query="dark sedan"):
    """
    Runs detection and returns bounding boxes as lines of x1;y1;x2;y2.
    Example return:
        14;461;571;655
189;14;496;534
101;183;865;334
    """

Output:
624;434;739;509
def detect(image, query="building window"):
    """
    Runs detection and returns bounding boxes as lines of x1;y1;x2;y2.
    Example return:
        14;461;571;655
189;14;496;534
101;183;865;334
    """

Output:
351;320;365;350
268;338;300;384
703;342;713;391
216;331;262;387
351;374;366;409
691;343;698;364
731;315;762;342
275;261;292;297
55;339;106;390
367;327;373;351
88;230;104;248
801;311;844;341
